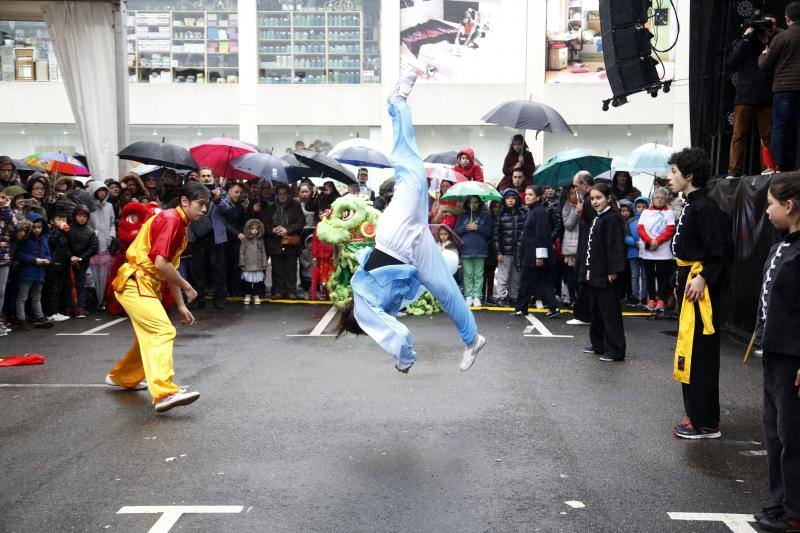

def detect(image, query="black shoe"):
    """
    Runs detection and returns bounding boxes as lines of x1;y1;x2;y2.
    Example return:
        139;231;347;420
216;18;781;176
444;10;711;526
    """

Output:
33;317;53;329
546;309;561;319
598;352;624;362
582;345;600;354
511;310;525;317
757;510;800;532
755;505;785;522
496;297;509;307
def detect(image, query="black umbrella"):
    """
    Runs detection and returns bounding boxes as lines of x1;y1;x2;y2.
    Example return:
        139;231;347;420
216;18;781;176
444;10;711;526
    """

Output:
423;151;483;167
230;153;288;183
12;159;40;179
281;153;317;181
481;99;573;135
292;150;356;185
118;140;199;171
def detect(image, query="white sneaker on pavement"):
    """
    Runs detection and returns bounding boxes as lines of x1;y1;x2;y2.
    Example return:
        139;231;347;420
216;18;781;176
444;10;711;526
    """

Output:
254;295;261;305
104;374;148;390
460;334;486;372
154;389;200;413
243;294;251;305
473;298;482;307
566;318;590;326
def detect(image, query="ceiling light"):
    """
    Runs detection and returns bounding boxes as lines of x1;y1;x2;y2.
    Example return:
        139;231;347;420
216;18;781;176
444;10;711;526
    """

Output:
152;129;158;136
62;129;68;135
20;128;26;135
349;128;355;138
197;129;202;136
572;127;578;137
627;126;632;137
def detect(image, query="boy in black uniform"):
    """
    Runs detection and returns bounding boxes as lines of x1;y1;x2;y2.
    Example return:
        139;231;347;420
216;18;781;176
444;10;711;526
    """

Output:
667;148;731;440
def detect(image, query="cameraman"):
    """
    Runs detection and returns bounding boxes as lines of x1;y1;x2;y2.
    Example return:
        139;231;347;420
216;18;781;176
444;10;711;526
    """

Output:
727;16;780;176
759;2;800;171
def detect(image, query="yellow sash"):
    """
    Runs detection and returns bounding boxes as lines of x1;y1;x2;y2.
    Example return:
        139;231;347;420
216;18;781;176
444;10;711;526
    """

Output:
673;259;715;384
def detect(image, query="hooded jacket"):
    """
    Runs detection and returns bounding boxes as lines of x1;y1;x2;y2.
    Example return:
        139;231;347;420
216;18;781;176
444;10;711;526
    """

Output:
454;148;485;182
67;205;99;269
0;155;19;186
500;136;536;182
611;172;642;203
47;218;70;269
454;196;493;258
120;173;148;201
89;181;116;252
16;212;52;283
561;198;580;257
623;196;650;259
239;219;269;272
493;189;527;257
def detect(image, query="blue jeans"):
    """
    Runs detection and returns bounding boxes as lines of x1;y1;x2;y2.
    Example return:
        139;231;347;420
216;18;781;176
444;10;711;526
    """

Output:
629;257;648;302
771;91;800;170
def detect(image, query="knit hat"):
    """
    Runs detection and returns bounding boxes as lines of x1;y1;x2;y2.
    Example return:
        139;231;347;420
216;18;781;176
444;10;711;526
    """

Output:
4;185;28;199
73;204;90;216
618;199;633;209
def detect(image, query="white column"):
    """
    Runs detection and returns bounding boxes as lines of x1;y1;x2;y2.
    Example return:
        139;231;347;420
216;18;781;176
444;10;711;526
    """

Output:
380;0;401;153
526;1;545;164
671;0;691;149
238;0;258;144
113;0;130;175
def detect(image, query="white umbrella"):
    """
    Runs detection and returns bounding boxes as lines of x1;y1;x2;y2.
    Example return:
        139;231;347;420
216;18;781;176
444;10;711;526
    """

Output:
626;143;675;176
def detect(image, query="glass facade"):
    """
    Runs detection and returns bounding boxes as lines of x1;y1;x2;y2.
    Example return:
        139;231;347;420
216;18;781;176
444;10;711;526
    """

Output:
257;0;380;84
0;21;58;81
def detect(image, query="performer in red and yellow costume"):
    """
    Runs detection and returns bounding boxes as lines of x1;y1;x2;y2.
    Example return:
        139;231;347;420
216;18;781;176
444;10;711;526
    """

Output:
104;183;209;414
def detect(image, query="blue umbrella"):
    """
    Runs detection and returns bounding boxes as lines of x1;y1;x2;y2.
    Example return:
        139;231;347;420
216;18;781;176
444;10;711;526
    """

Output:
230;152;288;183
625;143;675;176
332;146;392;169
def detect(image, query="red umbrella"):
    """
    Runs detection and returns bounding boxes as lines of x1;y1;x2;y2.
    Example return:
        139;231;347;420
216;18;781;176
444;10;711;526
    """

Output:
189;137;259;179
425;166;467;183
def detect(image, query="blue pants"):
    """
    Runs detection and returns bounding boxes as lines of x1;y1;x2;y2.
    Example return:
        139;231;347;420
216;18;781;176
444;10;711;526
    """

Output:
629;257;648;302
379;101;478;347
771;91;800;170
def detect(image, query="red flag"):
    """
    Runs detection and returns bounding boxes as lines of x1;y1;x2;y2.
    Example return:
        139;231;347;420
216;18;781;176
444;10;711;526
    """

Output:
761;140;776;171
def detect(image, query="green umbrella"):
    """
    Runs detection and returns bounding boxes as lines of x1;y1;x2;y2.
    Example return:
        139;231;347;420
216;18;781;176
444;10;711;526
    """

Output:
441;180;502;202
534;149;613;187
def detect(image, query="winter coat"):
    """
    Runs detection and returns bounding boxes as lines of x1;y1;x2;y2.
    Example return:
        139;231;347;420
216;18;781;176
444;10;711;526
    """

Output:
561;200;580;257
454;198;493;258
89;181;116;253
758;23;800;92
0;205;18;266
637;204;676;260
261;197;305;256
500;148;536;182
517;202;554;268
219;196;247;240
493;190;527;257
583;207;627;288
47;225;70;269
624;196;650;260
454;148;485;182
15;213;51;283
67;218;99;270
757;230;800;357
120;174;148;202
239;219;269;272
611;172;642;203
728;37;774;105
543;197;563;243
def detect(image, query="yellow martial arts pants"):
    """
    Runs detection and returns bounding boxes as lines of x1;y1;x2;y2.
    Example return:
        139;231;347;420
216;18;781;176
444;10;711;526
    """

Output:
107;279;181;403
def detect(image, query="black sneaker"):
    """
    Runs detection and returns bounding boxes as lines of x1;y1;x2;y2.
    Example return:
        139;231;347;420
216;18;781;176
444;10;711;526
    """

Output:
33;317;53;329
755;504;784;522
546;309;561;319
757;510;800;532
673;420;721;439
582;345;600;354
598;352;624;362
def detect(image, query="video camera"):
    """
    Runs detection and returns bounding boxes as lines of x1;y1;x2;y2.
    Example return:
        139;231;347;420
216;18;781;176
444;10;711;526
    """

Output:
744;18;775;31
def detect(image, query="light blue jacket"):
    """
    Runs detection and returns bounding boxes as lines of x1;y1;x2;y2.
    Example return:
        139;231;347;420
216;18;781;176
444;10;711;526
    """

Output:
352;247;421;369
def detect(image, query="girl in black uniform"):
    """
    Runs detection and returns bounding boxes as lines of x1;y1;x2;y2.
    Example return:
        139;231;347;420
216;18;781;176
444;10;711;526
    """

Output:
667;148;731;440
581;182;627;362
752;174;800;533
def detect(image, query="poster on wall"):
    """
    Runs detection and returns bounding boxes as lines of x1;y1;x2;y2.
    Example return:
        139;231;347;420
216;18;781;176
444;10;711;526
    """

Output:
400;0;527;84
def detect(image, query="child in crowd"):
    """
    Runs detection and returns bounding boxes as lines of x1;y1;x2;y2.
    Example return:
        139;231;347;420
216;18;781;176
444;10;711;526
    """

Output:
299;235;313;298
0;185;18;335
89;182;116;311
14;213;52;330
454;148;484;182
493;189;526;307
625;196;650;307
582;183;627;362
560;184;579;306
753;174;800;531
618;200;634;303
435;225;459;252
310;226;333;300
239;219;268;305
637;187;676;312
484;200;501;305
455;195;492;307
43;210;70;322
67;204;98;318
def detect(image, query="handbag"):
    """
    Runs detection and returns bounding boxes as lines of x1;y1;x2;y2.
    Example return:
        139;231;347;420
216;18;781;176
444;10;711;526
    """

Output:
281;233;301;247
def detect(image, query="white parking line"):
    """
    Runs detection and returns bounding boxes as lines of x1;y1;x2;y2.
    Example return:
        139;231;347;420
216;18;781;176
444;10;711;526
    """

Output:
668;512;756;533
0;383;108;388
523;314;574;338
57;317;129;336
117;506;244;533
286;306;337;337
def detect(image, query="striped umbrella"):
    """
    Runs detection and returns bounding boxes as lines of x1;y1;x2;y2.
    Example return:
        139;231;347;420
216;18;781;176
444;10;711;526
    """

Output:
24;152;90;176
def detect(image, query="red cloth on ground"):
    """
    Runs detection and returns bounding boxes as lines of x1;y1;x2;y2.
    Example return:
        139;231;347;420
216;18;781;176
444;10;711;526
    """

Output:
0;354;46;366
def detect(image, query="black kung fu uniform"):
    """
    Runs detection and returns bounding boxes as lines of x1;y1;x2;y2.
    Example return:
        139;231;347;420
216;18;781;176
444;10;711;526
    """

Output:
757;230;800;520
582;207;627;359
671;188;731;430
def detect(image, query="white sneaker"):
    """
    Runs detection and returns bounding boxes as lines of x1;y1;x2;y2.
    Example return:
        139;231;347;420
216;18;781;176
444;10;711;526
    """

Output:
0;328;7;336
57;313;70;321
460;334;485;371
387;69;418;104
566;318;590;326
154;389;200;413
465;296;472;306
243;294;251;305
104;374;148;390
473;298;482;307
253;295;261;305
535;300;544;309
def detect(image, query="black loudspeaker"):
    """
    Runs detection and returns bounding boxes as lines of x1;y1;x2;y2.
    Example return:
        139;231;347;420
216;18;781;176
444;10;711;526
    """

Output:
600;0;660;102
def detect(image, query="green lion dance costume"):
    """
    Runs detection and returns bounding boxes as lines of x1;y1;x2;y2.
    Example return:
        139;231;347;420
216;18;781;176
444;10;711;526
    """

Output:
316;195;380;309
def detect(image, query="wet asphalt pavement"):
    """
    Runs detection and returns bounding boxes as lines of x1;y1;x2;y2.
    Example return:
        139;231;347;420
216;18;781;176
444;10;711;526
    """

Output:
0;303;769;532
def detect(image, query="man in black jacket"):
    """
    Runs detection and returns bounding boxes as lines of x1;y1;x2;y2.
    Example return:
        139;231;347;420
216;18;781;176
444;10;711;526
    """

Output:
728;16;779;176
219;182;247;296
